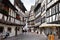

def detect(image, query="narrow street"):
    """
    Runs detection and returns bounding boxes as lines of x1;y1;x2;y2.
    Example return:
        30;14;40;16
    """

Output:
0;0;60;40
4;32;47;40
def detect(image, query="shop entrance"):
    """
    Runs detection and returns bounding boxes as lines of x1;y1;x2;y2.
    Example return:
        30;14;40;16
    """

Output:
0;27;4;33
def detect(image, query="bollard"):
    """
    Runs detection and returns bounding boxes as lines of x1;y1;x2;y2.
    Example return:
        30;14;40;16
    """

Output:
48;34;54;40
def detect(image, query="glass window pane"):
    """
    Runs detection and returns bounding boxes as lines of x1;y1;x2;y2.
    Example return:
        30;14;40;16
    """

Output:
58;13;60;20
56;4;58;13
47;9;50;17
51;6;55;15
4;16;7;21
53;15;55;21
50;17;52;22
56;14;58;21
59;3;60;11
47;0;52;4
46;18;50;23
11;18;14;23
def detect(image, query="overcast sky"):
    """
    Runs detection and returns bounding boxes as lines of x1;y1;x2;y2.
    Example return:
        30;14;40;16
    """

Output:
21;0;35;11
9;0;35;11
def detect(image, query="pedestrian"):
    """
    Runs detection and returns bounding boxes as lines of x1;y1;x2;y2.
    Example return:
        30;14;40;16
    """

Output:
37;31;38;34
0;33;4;40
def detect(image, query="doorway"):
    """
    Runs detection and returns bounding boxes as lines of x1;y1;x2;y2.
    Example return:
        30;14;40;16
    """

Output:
0;27;4;33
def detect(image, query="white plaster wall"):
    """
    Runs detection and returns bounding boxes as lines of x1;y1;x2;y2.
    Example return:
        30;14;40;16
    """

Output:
0;23;23;37
17;26;22;35
9;26;15;37
0;23;15;37
4;25;16;37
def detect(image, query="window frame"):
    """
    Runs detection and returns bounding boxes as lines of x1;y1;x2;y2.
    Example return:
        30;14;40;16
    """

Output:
46;0;52;5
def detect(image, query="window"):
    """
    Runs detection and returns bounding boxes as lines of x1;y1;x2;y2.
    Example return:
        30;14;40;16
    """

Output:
12;11;14;17
50;17;52;22
50;9;51;15
7;17;10;22
46;9;50;17
35;17;41;23
14;12;16;18
46;0;52;4
11;10;13;16
15;19;20;24
51;6;55;15
52;15;56;21
39;8;41;12
8;27;11;32
11;18;14;23
12;18;14;23
58;13;60;20
46;18;50;23
56;14;58;21
4;15;7;21
59;3;60;11
56;4;59;13
41;17;45;23
53;6;55;14
41;5;45;13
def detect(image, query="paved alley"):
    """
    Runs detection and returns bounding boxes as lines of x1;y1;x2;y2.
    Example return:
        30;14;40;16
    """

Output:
4;32;47;40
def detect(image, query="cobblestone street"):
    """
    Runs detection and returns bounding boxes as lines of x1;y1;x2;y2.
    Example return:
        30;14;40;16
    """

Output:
4;32;47;40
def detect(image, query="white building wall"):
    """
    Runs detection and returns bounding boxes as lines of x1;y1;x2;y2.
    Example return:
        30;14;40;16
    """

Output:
17;26;22;35
0;23;22;37
9;26;15;37
4;26;15;37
